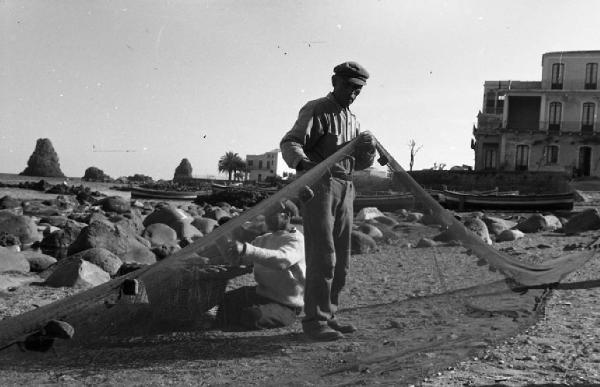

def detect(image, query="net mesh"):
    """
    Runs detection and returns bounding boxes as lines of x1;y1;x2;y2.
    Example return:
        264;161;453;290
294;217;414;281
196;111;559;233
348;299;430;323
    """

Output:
0;137;595;368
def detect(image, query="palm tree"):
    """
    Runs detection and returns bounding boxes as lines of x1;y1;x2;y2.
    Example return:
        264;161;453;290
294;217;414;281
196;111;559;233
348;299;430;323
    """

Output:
218;151;245;182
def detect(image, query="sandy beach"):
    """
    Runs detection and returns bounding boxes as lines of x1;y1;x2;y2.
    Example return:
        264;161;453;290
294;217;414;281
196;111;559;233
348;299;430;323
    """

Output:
0;177;599;385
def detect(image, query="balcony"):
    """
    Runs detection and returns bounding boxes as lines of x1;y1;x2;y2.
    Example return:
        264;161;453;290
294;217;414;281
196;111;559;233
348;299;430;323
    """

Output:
504;120;598;134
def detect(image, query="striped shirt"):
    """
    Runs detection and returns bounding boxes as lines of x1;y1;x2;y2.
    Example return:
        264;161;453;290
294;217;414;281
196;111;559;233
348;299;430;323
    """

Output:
280;92;361;176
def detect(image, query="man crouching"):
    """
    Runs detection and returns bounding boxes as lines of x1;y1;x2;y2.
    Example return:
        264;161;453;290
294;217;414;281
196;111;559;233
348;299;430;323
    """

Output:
217;204;305;330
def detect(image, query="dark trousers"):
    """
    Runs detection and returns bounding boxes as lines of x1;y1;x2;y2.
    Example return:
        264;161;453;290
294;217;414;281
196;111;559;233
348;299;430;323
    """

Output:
301;177;354;331
218;286;300;330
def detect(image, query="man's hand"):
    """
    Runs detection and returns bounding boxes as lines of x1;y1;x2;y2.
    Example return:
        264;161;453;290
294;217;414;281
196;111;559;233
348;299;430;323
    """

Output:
226;240;245;266
356;130;376;148
354;131;377;170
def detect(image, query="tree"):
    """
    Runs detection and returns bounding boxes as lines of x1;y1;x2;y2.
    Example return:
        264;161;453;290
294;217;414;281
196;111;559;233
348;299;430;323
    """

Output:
408;139;422;172
218;151;245;182
431;162;447;170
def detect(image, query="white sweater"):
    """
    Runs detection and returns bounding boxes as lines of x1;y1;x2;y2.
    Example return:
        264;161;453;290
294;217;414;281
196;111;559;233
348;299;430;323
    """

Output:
243;228;305;308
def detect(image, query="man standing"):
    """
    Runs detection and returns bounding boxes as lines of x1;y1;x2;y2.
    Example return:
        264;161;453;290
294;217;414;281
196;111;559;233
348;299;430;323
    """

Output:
280;61;376;341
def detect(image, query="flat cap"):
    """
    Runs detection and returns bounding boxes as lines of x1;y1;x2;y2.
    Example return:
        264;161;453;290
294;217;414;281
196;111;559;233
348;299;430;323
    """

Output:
333;61;369;85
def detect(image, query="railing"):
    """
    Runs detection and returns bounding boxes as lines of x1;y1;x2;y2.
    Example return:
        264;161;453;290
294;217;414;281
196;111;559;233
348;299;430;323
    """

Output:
483;107;504;115
505;120;598;133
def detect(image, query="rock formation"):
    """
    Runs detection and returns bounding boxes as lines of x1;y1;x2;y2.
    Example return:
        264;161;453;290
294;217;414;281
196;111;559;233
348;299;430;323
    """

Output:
83;167;112;182
20;138;65;177
174;158;193;180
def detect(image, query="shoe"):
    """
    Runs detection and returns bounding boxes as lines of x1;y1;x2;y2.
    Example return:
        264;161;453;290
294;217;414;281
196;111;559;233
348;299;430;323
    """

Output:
304;325;344;341
327;319;357;334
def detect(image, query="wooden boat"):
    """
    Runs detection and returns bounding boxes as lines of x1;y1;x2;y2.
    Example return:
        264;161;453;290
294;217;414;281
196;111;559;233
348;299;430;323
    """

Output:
211;183;278;195
130;187;210;200
354;192;415;211
436;189;575;211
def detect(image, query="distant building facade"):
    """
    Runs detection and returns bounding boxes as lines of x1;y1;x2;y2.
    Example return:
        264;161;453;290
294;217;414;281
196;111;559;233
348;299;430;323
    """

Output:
473;51;600;177
245;149;295;182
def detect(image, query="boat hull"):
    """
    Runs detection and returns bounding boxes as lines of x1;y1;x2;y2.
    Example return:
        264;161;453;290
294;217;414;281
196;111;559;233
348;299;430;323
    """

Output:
130;187;207;201
438;190;574;211
354;193;414;211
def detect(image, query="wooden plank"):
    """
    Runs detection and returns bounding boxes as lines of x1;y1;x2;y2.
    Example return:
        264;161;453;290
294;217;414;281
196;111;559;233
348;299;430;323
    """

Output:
0;138;362;349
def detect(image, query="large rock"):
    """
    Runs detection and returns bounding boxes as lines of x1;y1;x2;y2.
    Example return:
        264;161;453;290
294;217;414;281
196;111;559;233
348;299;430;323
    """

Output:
0;211;42;245
21;200;62;216
543;215;563;231
142;223;178;247
515;213;549;233
20;138;65;177
405;212;423;223
99;196;131;214
109;209;145;235
68;221;156;265
482;215;517;236
143;205;191;227
192;217;219;235
20;250;57;272
0;246;30;272
173;158;193;179
373;215;399;227
355;207;385;222
416;237;437;248
0;231;21;248
83;166;111;182
563;209;600;234
39;215;70;228
364;220;402;243
143;205;200;240
357;223;384;239
204;206;230;222
496;229;525;242
463;216;492;245
351;230;377;254
0;196;21;210
40;221;84;257
44;258;110;288
69;248;122;276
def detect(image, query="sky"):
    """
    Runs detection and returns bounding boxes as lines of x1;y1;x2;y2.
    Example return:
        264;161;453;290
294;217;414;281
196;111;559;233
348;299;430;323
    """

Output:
2;0;600;180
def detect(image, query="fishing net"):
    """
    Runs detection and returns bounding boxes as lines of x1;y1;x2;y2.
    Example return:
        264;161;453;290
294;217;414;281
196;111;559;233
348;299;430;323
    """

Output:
0;137;595;377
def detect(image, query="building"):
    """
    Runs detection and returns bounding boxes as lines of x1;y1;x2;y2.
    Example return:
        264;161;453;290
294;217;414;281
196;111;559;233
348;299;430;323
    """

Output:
473;50;600;177
245;149;295;182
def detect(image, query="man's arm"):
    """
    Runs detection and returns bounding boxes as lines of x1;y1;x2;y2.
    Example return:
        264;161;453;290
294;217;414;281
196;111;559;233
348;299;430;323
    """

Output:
231;233;304;270
280;103;317;171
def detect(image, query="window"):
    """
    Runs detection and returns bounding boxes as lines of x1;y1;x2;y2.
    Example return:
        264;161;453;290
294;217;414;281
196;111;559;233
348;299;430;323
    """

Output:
548;102;562;132
551;63;564;89
485;91;495;112
484;91;505;114
515;145;529;171
483;146;497;170
247;160;253;167
585;63;598;89
544;145;559;164
582;102;595;133
258;160;263;169
266;160;271;169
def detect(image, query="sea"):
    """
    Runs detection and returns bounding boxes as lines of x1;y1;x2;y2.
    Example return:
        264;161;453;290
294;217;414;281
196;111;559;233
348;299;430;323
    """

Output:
0;173;131;199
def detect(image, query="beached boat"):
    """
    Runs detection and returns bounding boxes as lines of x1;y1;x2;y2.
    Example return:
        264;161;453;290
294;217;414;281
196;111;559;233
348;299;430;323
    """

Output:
130;187;210;200
354;192;415;211
436;189;575;211
211;183;279;194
